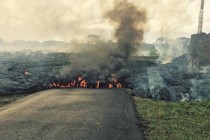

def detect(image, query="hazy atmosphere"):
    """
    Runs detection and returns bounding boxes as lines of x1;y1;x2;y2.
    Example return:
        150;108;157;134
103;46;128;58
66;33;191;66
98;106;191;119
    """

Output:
0;0;209;43
1;1;210;139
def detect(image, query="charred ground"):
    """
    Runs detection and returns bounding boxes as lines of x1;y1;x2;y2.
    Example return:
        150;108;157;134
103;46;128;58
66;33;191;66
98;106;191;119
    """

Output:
0;48;210;102
0;51;155;95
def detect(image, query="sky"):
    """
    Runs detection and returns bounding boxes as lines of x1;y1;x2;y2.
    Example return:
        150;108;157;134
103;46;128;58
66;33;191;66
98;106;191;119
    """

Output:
0;0;209;43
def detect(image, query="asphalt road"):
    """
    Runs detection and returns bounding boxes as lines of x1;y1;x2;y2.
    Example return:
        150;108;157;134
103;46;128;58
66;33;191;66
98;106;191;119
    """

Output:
0;89;144;140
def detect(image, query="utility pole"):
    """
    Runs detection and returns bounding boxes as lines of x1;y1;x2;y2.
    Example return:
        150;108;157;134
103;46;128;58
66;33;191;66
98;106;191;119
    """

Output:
198;0;205;34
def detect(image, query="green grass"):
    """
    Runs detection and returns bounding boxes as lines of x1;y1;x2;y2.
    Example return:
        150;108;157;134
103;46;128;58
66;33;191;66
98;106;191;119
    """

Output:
134;97;210;140
0;95;26;107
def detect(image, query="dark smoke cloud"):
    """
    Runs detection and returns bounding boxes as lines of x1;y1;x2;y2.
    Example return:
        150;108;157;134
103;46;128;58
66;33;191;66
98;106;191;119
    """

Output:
59;0;147;84
106;0;147;60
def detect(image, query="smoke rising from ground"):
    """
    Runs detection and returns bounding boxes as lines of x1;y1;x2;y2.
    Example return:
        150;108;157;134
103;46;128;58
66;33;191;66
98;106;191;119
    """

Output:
1;1;210;102
106;0;147;59
59;0;147;83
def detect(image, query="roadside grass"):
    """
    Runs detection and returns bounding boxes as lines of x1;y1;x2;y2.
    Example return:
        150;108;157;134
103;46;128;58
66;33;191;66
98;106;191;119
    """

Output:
134;97;210;140
0;95;26;107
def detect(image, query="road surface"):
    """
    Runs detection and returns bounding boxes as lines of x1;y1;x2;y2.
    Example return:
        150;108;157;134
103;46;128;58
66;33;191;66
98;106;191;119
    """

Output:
0;89;144;140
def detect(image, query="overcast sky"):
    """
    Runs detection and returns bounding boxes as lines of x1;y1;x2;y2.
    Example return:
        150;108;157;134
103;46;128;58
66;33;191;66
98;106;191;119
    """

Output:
0;0;209;43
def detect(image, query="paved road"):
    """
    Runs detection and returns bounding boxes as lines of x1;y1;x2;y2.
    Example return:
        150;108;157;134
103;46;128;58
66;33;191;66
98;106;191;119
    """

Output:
0;89;144;140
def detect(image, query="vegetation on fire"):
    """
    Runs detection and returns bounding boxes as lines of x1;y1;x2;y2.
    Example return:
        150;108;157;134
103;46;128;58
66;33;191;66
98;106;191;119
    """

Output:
134;97;210;140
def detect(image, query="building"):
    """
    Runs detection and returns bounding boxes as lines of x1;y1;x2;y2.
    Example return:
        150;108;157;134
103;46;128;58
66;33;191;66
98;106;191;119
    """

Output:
190;33;210;66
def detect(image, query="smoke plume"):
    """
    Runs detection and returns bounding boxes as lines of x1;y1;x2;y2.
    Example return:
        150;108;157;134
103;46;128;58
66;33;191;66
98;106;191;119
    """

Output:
59;0;147;84
106;0;147;60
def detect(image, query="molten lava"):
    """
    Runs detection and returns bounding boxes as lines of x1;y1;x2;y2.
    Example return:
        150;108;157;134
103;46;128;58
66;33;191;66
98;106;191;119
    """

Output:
108;84;113;88
96;81;100;88
80;80;87;88
49;77;124;89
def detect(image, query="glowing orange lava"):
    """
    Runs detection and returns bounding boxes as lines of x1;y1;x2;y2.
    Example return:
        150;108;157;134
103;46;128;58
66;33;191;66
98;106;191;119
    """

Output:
49;77;123;89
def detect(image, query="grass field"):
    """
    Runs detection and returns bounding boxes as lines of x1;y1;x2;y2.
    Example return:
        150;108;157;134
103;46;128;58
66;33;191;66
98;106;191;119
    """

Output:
134;97;210;140
0;95;26;107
